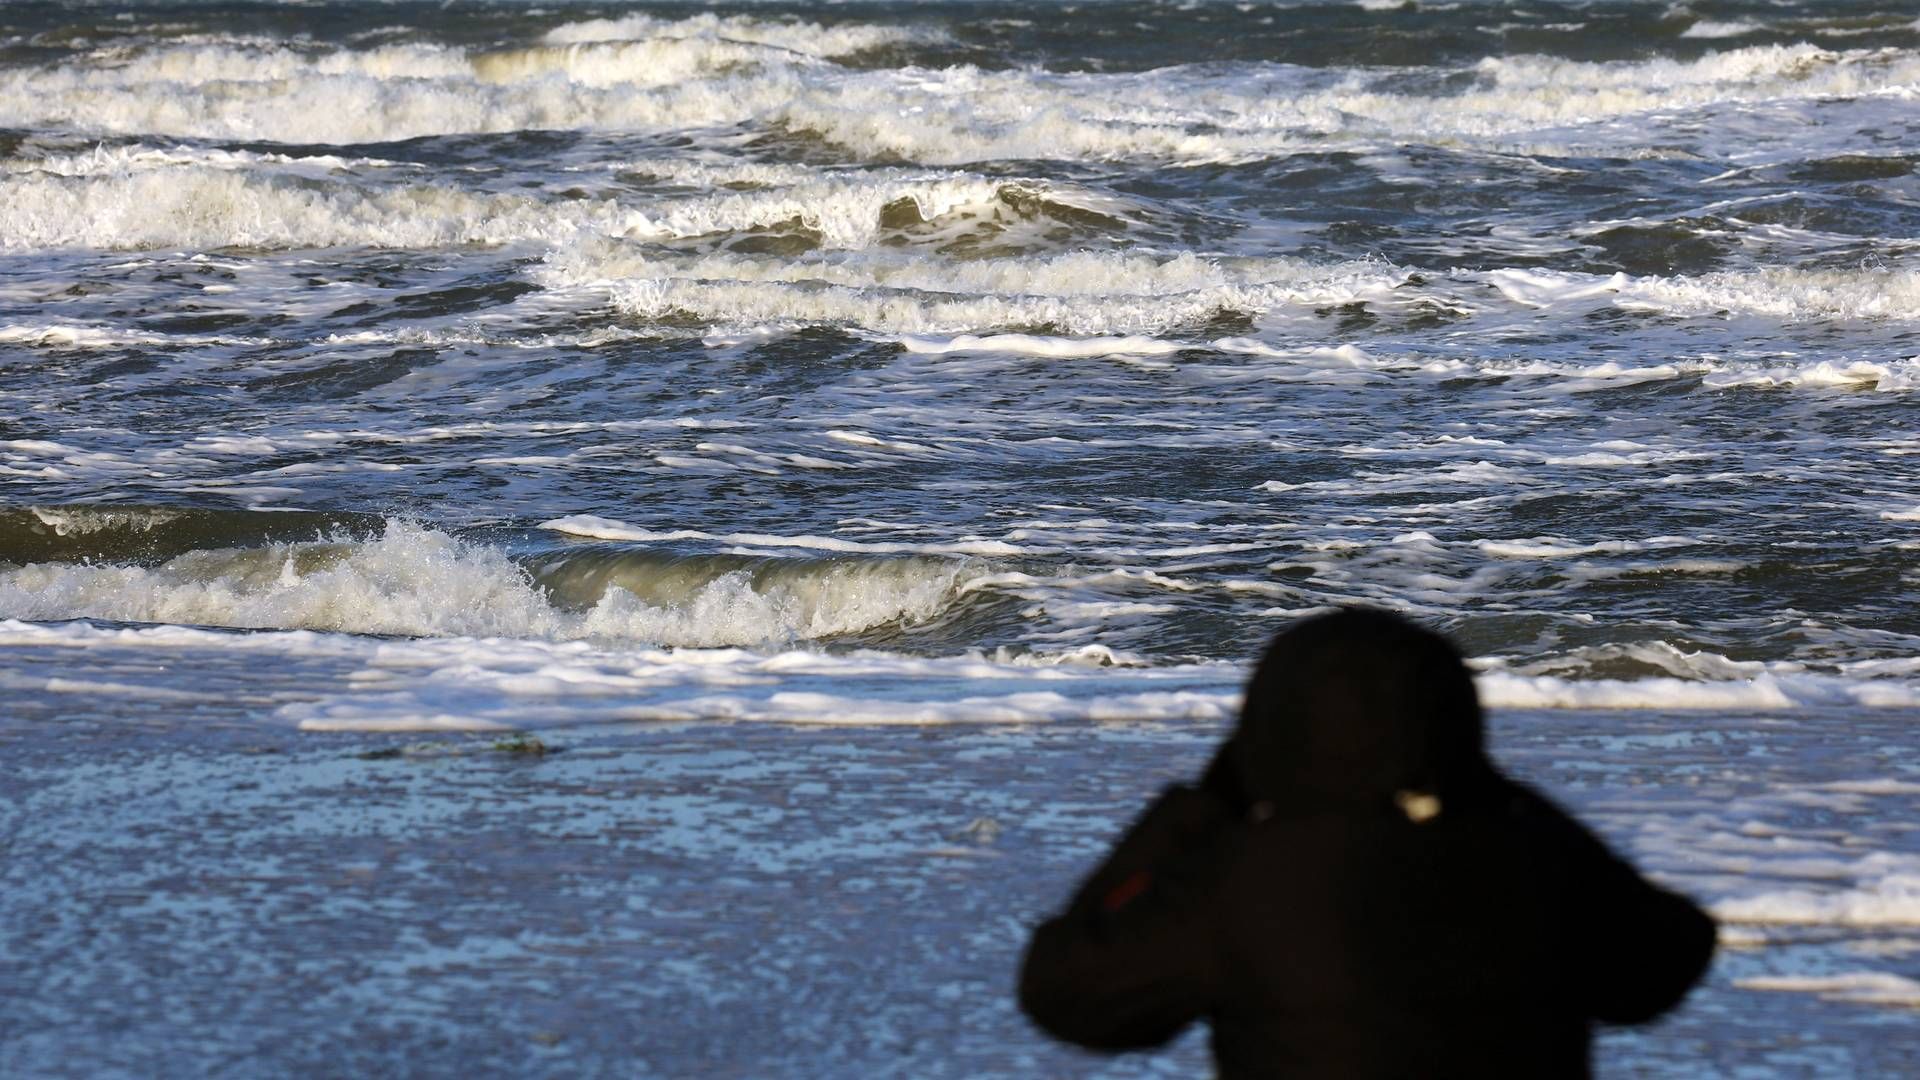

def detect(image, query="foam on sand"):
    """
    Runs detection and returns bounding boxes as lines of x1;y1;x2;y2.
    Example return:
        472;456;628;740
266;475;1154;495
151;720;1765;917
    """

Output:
1735;972;1920;1006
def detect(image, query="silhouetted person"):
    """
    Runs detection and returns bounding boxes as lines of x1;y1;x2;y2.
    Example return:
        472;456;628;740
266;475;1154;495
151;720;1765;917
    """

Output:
1020;608;1715;1078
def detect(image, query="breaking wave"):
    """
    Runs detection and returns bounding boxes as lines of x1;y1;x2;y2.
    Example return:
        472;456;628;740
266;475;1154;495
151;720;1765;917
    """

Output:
547;247;1412;335
3;36;1915;159
0;166;1081;252
0;517;977;648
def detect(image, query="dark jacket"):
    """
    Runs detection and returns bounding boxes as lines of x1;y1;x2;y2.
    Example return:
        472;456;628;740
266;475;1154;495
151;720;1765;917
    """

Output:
1019;610;1716;1078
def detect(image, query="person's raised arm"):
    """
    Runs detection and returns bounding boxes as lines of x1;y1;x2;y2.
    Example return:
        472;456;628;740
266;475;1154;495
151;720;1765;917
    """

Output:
1578;849;1717;1024
1018;784;1234;1050
1524;790;1716;1025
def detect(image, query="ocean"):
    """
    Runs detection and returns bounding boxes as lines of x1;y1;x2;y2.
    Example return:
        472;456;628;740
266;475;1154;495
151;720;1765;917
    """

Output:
2;0;1918;1073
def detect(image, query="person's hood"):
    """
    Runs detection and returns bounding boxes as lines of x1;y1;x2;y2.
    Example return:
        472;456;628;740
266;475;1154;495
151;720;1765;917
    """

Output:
1224;608;1494;815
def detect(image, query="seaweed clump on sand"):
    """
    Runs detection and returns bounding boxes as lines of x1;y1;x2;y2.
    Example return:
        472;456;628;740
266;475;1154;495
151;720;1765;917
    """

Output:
354;733;561;760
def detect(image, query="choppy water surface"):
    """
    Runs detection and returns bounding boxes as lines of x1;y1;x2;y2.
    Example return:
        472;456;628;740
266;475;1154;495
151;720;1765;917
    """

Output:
2;0;1919;1074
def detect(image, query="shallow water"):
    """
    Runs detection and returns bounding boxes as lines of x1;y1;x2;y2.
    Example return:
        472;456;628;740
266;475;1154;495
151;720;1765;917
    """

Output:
2;0;1918;1073
5;670;1919;1076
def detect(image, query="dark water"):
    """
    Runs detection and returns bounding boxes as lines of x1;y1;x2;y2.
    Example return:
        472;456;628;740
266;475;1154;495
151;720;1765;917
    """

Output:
1;1;1918;672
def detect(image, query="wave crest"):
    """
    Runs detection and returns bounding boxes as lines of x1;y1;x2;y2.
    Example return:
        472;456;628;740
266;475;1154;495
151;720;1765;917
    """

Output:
0;520;975;648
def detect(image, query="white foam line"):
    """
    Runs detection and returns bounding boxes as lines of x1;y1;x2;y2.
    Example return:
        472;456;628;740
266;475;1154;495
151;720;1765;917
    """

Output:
1478;670;1920;710
1735;972;1920;1005
0;322;268;348
9;612;1920;724
539;514;1027;557
2;143;411;178
895;334;1186;357
1487;266;1920;323
539;12;933;55
543;248;1392;303
1682;20;1767;41
1475;536;1702;559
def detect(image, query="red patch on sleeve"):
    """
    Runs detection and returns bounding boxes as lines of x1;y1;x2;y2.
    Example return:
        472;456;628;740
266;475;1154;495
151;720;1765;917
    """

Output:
1102;870;1152;913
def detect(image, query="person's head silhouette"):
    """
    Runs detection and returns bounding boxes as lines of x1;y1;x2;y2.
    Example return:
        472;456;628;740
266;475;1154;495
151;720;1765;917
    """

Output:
1216;608;1492;820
